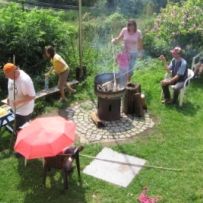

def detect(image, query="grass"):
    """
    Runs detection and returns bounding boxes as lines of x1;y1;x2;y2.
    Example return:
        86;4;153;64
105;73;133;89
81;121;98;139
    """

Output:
1;59;203;203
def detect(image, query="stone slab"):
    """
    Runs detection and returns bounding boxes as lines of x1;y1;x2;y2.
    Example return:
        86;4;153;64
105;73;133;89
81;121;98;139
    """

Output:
83;147;146;187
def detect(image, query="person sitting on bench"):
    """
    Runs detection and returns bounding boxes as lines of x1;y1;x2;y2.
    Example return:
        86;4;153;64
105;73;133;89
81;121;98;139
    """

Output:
194;57;203;78
159;47;188;104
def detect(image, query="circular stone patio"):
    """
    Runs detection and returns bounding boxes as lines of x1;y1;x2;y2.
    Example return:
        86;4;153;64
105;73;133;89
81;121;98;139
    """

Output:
63;100;155;143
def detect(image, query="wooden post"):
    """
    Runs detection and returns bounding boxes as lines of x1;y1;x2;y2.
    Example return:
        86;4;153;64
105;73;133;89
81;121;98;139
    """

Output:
13;54;16;65
78;0;82;69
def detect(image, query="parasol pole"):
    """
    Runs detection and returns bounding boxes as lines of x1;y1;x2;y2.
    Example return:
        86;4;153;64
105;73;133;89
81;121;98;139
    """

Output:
9;54;17;151
78;0;82;70
13;54;17;136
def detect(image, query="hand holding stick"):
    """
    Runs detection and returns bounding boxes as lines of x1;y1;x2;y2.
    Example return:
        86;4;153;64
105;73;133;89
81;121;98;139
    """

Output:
159;55;166;62
159;55;170;72
111;38;117;44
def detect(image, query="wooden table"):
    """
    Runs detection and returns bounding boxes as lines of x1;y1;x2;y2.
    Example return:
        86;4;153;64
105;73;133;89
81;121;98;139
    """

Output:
0;109;14;133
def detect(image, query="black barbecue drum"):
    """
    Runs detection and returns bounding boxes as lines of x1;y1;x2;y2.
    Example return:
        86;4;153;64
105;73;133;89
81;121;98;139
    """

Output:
94;73;125;121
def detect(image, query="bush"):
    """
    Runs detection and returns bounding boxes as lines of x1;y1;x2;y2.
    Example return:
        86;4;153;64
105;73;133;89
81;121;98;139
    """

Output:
144;0;203;62
0;4;77;97
83;12;126;42
104;12;126;32
0;4;77;71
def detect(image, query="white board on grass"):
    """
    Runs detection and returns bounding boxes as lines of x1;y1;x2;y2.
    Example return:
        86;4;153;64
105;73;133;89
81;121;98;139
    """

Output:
83;147;146;187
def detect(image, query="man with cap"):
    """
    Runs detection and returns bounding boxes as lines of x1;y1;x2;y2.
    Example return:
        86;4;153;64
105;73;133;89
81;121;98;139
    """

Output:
159;46;188;104
3;63;36;131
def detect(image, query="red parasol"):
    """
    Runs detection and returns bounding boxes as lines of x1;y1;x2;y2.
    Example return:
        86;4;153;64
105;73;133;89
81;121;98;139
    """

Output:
14;116;76;159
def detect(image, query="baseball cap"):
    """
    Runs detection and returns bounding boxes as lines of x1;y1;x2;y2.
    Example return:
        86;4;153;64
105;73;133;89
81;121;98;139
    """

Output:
3;63;17;74
170;47;182;55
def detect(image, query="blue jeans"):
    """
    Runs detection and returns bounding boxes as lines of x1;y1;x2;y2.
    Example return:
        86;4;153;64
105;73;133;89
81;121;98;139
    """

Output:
128;52;137;76
119;68;128;88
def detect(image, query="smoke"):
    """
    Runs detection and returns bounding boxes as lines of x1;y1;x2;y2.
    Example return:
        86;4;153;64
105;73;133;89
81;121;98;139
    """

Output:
90;27;122;74
87;0;153;75
90;26;149;76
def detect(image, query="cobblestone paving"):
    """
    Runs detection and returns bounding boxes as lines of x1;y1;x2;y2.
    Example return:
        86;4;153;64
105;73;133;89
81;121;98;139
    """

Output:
64;100;155;143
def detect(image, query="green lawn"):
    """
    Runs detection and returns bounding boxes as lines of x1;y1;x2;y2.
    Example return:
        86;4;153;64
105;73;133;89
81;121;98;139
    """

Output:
1;60;203;203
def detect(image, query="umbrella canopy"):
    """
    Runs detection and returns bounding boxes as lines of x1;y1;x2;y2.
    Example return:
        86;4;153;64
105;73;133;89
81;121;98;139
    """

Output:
14;116;76;159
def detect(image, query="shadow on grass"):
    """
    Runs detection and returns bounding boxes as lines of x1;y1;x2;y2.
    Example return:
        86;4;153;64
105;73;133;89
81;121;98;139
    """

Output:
17;159;87;203
0;149;10;160
160;100;200;116
0;129;13;153
191;77;203;89
175;102;201;116
142;90;154;106
162;100;201;116
58;103;76;120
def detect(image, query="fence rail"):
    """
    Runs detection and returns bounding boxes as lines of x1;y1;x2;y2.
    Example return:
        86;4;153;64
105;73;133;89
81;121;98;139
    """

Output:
22;1;79;10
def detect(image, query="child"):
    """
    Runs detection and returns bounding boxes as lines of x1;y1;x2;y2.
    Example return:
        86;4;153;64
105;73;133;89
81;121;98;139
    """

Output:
116;52;129;88
44;45;75;101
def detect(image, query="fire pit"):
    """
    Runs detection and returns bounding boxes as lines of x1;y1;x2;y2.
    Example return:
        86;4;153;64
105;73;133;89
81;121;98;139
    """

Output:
94;73;125;121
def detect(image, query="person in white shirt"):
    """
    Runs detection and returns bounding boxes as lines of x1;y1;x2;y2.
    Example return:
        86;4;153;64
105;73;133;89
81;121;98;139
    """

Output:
3;63;36;131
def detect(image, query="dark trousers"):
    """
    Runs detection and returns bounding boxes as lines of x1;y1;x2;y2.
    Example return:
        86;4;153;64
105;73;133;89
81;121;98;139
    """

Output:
15;114;31;131
162;84;180;103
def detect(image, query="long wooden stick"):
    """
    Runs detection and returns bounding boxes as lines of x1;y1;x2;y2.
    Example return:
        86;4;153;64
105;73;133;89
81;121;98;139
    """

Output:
80;154;183;172
111;35;117;91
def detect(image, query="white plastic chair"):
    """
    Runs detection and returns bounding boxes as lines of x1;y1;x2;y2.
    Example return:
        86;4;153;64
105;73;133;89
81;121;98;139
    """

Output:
191;52;203;70
171;69;194;106
161;69;194;106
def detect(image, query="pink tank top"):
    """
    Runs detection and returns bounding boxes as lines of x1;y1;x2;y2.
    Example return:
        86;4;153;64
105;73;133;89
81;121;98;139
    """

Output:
116;52;129;69
120;27;142;53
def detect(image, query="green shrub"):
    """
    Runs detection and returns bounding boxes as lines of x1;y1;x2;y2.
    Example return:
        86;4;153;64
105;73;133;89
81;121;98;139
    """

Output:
83;12;126;42
0;4;78;97
104;12;126;33
0;4;77;71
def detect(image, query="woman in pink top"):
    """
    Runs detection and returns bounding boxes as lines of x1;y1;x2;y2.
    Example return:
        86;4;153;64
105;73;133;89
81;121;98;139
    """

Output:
112;19;143;81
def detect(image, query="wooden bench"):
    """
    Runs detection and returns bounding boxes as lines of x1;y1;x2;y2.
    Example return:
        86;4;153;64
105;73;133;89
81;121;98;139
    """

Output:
0;80;79;133
1;80;79;103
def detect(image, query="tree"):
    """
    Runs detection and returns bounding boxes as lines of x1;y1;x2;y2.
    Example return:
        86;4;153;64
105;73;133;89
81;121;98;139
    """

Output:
144;0;203;59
